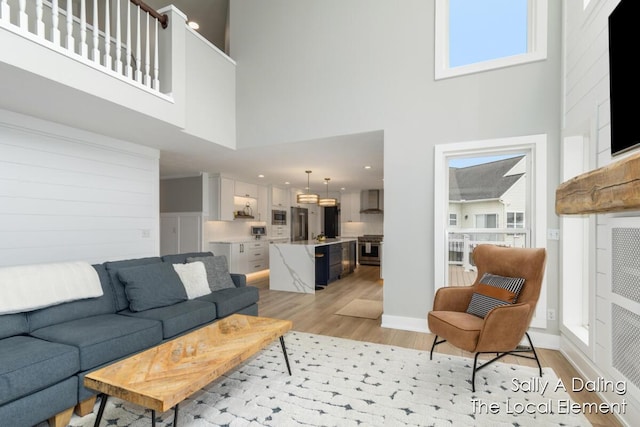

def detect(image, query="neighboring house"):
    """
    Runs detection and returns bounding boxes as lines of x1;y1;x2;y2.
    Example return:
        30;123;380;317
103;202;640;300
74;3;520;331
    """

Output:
448;155;526;231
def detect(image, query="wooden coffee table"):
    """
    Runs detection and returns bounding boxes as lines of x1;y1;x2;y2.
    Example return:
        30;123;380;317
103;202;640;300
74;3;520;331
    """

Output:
84;314;293;426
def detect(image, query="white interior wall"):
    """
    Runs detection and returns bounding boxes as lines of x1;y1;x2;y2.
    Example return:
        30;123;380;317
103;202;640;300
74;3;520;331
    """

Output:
231;0;562;334
0;109;160;266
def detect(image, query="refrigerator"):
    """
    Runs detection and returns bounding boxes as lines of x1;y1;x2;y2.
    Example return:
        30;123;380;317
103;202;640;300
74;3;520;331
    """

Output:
290;207;309;241
323;206;340;238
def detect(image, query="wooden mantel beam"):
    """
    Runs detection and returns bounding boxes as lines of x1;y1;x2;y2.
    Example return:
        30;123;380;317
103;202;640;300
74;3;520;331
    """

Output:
556;151;640;215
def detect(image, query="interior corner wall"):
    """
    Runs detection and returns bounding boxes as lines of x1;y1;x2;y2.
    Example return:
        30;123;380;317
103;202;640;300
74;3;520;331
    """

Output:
0;109;160;267
230;0;562;331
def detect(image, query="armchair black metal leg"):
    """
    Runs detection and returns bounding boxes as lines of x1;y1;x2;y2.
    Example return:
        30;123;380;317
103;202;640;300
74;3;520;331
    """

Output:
471;353;480;393
430;335;438;360
525;332;543;377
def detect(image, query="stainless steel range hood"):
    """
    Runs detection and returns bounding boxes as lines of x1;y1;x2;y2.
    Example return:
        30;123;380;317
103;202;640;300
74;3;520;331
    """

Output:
360;190;383;214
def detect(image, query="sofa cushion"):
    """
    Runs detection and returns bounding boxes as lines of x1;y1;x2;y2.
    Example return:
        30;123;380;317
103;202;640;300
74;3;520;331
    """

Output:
162;251;214;265
104;257;163;311
197;286;259;318
0;336;79;405
0;312;28;339
466;273;525;318
118;263;187;312
188;255;236;292
28;264;116;331
0;376;77;427
119;300;217;339
173;262;211;299
30;314;162;371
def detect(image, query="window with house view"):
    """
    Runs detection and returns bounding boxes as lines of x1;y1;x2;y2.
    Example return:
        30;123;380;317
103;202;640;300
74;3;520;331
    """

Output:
434;0;548;79
507;211;525;228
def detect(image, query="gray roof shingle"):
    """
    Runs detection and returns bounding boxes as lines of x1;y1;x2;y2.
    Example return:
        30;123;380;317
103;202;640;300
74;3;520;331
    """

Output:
449;156;524;201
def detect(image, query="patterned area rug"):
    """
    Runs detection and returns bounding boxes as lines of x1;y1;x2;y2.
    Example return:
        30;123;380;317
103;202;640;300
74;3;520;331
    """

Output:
69;331;590;427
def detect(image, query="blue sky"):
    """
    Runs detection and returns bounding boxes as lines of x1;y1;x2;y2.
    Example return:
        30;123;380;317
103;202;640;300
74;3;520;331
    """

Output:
449;0;528;67
449;154;521;168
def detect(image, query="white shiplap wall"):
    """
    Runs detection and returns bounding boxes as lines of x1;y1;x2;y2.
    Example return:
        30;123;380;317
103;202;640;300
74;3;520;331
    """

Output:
562;1;640;424
0;109;160;266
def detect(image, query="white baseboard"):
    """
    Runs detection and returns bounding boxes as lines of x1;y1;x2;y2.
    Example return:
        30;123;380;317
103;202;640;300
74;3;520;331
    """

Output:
560;336;638;427
381;314;429;333
527;330;560;350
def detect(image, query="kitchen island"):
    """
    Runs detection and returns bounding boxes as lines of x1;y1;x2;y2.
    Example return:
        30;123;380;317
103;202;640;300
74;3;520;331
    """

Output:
269;238;357;293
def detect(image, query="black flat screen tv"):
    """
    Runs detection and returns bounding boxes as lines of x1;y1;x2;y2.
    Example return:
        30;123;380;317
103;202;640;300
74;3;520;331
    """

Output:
608;0;640;156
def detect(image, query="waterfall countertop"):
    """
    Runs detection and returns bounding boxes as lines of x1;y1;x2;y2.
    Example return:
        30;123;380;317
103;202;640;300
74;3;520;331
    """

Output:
269;237;357;294
273;237;357;247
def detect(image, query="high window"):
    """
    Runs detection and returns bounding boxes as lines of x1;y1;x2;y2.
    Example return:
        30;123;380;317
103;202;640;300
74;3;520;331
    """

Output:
434;0;548;80
449;213;458;226
507;212;525;228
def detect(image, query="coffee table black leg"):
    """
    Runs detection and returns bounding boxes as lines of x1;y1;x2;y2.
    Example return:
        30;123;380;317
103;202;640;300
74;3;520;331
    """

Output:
93;394;108;427
279;336;292;375
173;404;180;426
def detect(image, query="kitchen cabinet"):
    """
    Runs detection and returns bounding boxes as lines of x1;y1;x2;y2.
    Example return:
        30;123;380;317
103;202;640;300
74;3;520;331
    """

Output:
235;181;258;199
208;175;235;221
210;241;269;274
341;191;361;222
160;213;204;255
209;175;260;221
271;186;289;208
257;185;269;222
271;224;289;239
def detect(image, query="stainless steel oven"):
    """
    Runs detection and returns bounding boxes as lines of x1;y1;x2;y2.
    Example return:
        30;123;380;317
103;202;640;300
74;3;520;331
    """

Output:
358;235;383;266
272;209;287;225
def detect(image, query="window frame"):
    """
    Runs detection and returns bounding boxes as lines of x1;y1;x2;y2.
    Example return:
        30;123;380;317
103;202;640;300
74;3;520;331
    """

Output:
449;213;458;226
507;211;525;228
434;0;548;80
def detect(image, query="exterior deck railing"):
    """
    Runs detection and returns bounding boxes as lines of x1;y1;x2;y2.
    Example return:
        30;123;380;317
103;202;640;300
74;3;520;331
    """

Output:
448;228;529;271
0;0;167;92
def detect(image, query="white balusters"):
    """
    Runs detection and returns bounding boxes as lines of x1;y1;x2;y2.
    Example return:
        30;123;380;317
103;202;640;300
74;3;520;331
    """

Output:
153;18;159;90
144;12;150;87
79;0;87;57
92;0;99;63
126;0;133;78
2;0;164;93
104;0;111;69
115;0;122;74
65;0;74;52
51;0;60;45
135;4;142;83
0;0;9;23
36;0;44;36
18;0;27;30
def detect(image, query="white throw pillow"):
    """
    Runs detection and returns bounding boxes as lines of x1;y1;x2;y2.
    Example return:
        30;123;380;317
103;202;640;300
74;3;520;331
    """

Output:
173;262;211;299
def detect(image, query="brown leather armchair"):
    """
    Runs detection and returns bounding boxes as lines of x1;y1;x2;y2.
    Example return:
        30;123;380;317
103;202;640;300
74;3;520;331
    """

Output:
427;244;547;391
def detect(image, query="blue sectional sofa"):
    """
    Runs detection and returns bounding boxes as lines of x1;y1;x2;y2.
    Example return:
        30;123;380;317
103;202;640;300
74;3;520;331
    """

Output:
0;252;259;427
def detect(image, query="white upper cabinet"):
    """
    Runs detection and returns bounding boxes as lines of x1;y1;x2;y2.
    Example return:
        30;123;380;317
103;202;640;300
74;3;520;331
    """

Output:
271;186;289;208
208;175;235;221
234;181;259;198
341;191;361;222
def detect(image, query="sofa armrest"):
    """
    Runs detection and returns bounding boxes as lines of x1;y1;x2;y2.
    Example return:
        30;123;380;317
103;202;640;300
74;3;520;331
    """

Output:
230;273;247;288
432;286;475;312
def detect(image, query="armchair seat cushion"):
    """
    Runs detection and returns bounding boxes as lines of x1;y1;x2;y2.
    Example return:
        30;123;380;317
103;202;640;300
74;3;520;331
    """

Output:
428;311;484;353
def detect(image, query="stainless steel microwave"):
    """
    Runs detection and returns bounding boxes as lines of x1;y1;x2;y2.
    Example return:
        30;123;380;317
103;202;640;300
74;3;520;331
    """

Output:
272;209;287;225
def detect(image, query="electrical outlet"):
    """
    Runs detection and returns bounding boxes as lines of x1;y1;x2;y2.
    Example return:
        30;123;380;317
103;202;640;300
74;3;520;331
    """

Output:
547;229;560;240
547;309;556;321
141;229;151;238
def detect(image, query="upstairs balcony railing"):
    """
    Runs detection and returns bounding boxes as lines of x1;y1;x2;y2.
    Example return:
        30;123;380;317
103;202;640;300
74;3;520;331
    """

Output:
0;0;168;93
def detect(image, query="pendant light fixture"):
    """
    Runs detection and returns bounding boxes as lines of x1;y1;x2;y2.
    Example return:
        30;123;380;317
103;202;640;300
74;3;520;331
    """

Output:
297;170;319;204
318;177;338;207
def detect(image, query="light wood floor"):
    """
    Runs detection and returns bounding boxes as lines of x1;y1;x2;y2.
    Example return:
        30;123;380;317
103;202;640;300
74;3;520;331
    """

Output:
251;265;622;427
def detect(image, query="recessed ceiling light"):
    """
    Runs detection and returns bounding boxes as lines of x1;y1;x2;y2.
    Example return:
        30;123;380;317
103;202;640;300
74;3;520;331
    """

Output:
258;174;265;178
284;181;290;185
364;165;372;169
188;21;200;30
